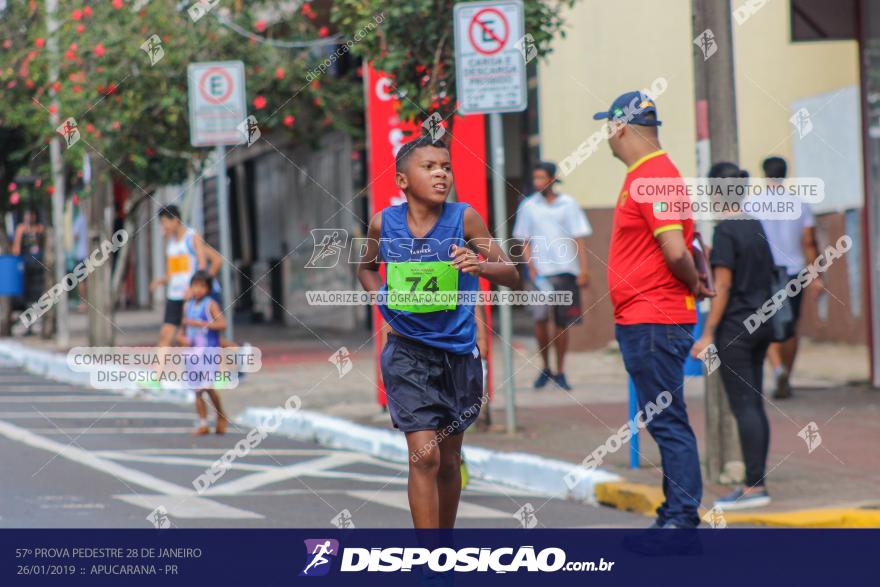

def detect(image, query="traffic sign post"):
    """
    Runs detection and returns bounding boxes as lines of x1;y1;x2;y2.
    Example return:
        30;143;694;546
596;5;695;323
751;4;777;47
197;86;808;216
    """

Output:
454;1;527;434
454;0;527;115
187;61;247;341
187;61;248;148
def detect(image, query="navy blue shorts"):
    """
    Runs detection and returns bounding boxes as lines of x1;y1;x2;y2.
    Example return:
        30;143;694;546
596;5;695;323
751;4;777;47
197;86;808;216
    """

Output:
380;334;484;433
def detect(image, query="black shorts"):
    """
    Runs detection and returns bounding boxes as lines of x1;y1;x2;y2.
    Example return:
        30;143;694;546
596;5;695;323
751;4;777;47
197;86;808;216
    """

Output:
380;334;483;433
786;273;804;323
530;273;583;327
163;299;184;326
773;272;805;341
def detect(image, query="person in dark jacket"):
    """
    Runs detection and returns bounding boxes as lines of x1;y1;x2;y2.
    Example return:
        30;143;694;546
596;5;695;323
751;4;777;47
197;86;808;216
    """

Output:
690;162;777;510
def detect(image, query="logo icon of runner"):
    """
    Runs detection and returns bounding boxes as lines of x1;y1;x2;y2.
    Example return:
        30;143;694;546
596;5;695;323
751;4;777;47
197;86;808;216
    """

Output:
237;114;261;146
140;34;165;66
306;229;348;268
56;117;80;148
300;539;339;577
422;112;446;141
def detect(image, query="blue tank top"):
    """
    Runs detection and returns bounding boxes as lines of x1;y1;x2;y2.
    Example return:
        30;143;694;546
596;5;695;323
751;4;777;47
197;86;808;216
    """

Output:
185;297;220;348
378;202;478;355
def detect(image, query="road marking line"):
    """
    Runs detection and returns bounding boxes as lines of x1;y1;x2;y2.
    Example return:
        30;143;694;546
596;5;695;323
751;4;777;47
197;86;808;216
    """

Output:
307;469;409;486
93;448;333;456
114;494;263;519
202;453;365;496
0;411;195;419
0;419;263;519
0;386;81;392
0;419;191;494
98;451;274;472
346;489;512;519
0;396;148;403
0;377;69;383
29;426;199;435
465;479;539;497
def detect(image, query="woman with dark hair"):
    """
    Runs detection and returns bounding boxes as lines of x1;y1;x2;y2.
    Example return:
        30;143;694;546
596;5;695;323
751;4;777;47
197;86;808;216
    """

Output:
13;209;46;333
690;162;777;510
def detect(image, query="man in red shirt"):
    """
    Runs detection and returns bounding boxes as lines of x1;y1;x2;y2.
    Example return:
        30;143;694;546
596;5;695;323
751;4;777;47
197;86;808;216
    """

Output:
596;91;711;529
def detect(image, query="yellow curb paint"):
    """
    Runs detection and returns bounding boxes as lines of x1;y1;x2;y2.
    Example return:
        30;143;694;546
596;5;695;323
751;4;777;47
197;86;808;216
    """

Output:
595;482;664;515
721;509;880;528
595;481;880;528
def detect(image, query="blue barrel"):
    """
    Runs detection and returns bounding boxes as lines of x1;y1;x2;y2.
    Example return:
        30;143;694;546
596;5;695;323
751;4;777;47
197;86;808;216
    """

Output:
0;255;24;296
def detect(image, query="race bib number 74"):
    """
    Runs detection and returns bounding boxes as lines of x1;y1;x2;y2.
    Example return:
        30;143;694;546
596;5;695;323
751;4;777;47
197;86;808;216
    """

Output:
386;261;458;313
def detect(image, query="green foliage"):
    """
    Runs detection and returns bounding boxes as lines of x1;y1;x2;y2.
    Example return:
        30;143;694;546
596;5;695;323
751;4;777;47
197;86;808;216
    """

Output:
332;0;578;125
0;0;363;212
0;0;576;216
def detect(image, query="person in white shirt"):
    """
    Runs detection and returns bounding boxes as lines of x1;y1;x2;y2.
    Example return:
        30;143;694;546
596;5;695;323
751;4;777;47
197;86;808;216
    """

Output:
512;162;592;391
758;156;820;399
149;205;208;348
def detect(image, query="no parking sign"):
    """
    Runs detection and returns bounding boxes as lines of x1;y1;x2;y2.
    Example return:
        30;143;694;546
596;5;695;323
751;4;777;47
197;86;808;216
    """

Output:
453;0;527;114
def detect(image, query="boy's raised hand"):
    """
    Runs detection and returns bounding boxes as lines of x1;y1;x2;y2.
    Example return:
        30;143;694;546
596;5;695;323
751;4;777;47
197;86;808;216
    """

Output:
450;244;484;276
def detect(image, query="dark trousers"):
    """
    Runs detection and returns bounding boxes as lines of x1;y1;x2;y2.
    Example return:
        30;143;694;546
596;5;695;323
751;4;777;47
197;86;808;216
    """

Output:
616;323;702;528
716;322;773;488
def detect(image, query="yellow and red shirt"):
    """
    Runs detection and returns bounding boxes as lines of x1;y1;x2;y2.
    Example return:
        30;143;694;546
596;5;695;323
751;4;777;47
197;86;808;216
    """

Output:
608;150;696;325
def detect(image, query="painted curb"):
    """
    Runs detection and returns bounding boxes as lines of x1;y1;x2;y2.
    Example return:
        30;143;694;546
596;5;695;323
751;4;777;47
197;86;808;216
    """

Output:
722;508;880;528
595;481;880;528
0;339;621;503
0;340;193;405
0;340;92;388
595;481;663;515
237;406;621;501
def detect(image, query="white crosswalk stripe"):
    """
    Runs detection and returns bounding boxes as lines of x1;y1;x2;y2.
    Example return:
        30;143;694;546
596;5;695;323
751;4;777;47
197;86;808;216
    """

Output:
0;396;151;403
0;411;196;419
346;490;512;519
0;365;639;528
29;426;197;435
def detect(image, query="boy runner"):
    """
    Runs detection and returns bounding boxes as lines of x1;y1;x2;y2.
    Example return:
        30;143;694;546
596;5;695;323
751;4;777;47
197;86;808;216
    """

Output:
358;135;518;528
177;271;229;435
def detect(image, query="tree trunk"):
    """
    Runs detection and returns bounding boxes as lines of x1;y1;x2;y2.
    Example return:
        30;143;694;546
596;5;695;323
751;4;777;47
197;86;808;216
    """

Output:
40;226;56;340
110;191;150;306
86;170;114;347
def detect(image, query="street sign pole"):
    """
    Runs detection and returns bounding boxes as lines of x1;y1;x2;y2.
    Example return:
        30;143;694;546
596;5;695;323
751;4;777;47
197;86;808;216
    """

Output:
489;112;517;434
454;0;526;435
214;145;234;341
188;61;246;343
692;0;743;483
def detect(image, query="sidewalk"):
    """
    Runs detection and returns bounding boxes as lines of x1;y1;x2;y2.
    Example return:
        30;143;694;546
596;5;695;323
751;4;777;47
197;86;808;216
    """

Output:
8;307;880;524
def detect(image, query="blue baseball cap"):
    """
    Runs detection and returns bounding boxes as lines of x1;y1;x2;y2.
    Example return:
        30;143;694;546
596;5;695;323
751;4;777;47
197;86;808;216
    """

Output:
593;91;662;127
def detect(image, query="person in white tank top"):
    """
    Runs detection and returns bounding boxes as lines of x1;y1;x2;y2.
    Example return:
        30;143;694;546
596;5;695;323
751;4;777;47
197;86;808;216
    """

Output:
150;205;207;347
166;227;198;301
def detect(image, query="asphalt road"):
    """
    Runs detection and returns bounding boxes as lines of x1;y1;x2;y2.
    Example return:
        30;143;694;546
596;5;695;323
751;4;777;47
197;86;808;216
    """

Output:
0;363;645;529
